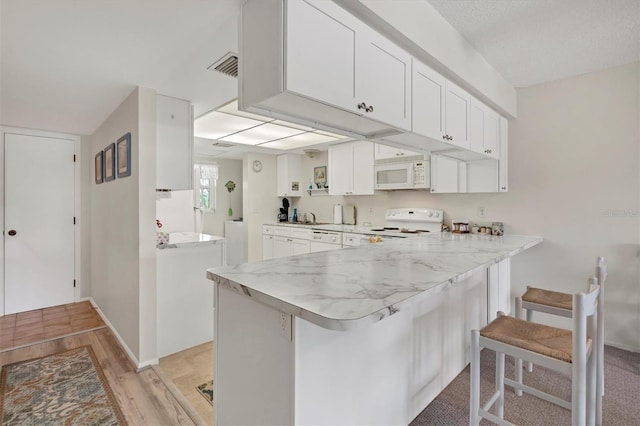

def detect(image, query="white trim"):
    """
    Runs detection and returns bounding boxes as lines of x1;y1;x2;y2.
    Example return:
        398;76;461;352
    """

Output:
83;297;159;370
0;126;82;316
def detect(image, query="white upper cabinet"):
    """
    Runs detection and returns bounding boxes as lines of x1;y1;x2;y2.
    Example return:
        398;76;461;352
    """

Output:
469;97;499;159
156;94;192;190
277;154;302;197
355;25;412;131
389;59;471;153
286;0;358;113
374;144;420;161
240;0;411;138
443;80;471;149
412;59;446;142
328;141;374;195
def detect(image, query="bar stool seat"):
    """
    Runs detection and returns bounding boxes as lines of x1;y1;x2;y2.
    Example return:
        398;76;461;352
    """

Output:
521;287;573;311
481;315;586;364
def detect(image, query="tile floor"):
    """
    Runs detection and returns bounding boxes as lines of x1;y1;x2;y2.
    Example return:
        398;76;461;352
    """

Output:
0;301;105;351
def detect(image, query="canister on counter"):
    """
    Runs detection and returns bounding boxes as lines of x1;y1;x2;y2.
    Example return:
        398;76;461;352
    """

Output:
492;222;504;236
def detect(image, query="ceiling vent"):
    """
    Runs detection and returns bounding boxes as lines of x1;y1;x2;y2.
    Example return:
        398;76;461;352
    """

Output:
208;52;238;77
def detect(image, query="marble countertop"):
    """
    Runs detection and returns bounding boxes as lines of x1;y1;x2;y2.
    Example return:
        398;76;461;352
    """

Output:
157;232;225;250
207;233;542;330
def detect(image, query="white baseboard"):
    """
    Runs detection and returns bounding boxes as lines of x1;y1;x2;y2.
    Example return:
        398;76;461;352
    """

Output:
82;297;159;369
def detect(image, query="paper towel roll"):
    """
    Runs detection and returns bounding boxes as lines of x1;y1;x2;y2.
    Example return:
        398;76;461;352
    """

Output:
333;204;342;225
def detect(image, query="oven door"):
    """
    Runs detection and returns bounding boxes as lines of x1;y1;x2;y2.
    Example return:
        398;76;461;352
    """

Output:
374;162;414;190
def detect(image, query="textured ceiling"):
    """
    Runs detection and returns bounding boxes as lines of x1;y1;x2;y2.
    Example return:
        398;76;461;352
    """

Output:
426;0;640;87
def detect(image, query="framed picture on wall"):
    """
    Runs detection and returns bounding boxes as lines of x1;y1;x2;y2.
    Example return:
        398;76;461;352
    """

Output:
104;143;116;182
314;166;327;188
95;151;104;184
117;132;131;178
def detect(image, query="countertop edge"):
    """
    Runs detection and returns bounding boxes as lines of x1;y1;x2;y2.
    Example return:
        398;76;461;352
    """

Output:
206;236;542;331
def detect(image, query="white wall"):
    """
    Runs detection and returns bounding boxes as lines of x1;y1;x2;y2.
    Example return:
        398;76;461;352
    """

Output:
243;152;278;262
90;87;157;366
292;62;640;351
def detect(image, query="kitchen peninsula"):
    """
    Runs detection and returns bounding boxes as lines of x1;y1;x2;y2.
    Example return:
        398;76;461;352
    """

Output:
207;233;542;425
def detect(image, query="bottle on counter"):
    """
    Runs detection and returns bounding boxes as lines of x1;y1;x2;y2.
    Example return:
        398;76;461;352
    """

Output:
292;208;298;223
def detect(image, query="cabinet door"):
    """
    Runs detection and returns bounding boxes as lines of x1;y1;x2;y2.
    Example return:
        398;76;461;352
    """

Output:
356;27;411;131
469;98;485;154
286;0;358;111
498;116;508;192
273;236;291;259
412;60;446;141
483;108;499;159
430;154;460;193
374;143;419;160
291;238;310;256
277;154;302;197
352;141;374;195
444;81;470;149
156;95;192;190
262;235;274;260
328;144;353;195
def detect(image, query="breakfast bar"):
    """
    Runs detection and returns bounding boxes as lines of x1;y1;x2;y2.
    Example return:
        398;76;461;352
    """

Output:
207;233;542;425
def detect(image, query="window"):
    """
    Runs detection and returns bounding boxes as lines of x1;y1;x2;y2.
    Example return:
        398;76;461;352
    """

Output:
194;163;218;212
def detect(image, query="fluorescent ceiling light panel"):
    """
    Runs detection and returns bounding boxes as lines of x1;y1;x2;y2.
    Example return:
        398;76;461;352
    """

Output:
259;132;338;149
220;123;305;145
194;111;264;140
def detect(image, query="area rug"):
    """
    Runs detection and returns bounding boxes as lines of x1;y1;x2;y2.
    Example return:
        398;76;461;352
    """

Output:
0;345;127;425
196;380;213;405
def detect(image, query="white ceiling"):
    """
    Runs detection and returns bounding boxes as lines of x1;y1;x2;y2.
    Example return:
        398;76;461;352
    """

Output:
2;0;638;143
425;0;640;88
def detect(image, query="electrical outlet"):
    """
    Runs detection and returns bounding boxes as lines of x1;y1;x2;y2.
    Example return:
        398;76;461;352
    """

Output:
279;312;291;340
478;207;486;218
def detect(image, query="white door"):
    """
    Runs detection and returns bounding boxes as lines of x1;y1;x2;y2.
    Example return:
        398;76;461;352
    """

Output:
4;133;75;314
412;59;446;141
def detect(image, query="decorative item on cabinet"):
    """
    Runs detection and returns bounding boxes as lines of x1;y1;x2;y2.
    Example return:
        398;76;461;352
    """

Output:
225;180;236;217
314;166;327;188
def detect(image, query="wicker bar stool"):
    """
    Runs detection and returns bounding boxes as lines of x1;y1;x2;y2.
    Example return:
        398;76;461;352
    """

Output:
470;279;600;426
515;257;606;424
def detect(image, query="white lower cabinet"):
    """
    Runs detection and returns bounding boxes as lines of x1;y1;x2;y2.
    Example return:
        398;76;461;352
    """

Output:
273;236;310;258
263;234;274;260
265;226;311;259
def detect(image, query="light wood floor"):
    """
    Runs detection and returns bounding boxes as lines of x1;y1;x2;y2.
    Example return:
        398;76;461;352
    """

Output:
159;342;214;425
0;327;198;425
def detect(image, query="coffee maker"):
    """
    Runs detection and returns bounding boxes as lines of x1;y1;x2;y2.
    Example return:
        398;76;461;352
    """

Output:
277;198;289;222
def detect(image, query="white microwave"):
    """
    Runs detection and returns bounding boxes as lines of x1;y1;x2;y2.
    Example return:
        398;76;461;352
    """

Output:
374;159;430;190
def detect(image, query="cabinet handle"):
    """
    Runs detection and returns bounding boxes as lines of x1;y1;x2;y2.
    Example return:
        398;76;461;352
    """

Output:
449;136;453;141
365;105;374;113
357;102;367;111
501;186;507;190
442;135;447;140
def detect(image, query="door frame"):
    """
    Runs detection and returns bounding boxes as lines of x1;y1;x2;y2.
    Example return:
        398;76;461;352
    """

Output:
1;127;82;316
